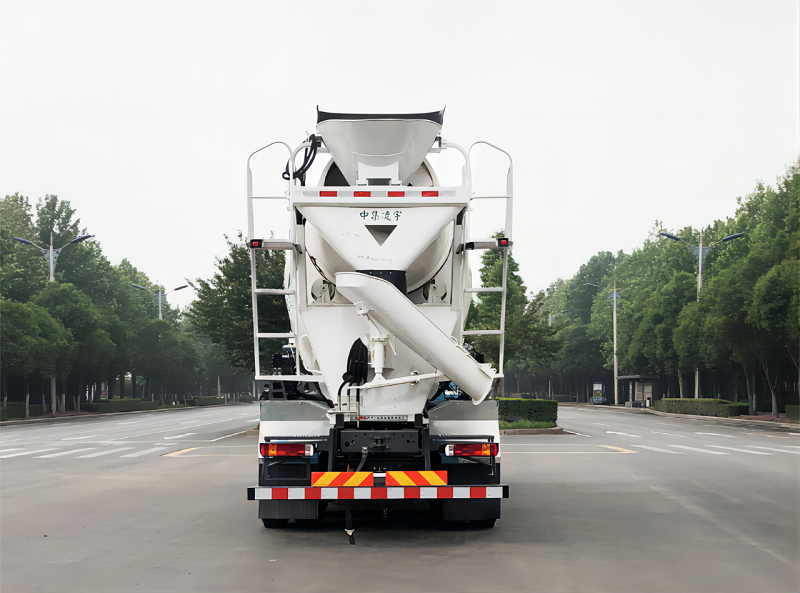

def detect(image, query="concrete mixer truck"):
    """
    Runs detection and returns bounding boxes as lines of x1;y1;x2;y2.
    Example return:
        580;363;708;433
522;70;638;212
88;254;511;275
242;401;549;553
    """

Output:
246;109;512;539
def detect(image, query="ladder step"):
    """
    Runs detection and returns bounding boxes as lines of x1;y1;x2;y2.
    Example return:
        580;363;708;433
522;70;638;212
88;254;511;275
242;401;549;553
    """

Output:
463;330;502;336
257;333;295;339
465;287;503;293
254;289;295;295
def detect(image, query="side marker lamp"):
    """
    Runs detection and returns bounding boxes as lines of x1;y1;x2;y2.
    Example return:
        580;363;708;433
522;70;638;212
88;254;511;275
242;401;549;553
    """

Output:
444;443;498;457
250;239;263;249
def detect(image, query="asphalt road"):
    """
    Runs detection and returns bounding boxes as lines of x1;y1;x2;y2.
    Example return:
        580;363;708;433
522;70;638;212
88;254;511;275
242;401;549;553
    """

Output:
1;404;798;593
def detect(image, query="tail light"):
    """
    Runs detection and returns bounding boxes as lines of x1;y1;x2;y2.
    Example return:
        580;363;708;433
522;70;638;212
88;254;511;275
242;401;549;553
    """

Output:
444;443;498;457
260;443;314;457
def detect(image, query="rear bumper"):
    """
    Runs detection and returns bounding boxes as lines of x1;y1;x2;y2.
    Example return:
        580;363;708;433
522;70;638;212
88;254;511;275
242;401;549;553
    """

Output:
247;485;509;501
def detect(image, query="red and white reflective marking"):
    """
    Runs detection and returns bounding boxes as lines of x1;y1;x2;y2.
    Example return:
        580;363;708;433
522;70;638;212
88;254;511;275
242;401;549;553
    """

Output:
247;485;508;501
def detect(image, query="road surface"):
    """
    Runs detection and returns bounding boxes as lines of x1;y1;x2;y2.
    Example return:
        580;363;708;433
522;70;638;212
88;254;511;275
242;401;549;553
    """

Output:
1;403;797;592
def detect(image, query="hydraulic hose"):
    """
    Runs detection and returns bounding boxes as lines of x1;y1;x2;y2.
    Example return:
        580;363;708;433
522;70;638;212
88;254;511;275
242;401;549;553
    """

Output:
283;134;319;186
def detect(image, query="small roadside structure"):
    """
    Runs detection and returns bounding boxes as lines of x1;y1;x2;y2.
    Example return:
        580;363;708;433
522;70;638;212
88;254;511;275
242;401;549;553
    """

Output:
617;376;661;407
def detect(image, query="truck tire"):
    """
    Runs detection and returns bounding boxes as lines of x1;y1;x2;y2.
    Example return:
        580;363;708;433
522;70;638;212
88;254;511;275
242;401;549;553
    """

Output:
262;519;289;528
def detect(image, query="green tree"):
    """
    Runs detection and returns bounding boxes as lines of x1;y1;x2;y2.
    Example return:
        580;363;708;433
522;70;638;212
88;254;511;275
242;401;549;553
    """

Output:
0;299;75;404
187;234;288;374
0;194;47;302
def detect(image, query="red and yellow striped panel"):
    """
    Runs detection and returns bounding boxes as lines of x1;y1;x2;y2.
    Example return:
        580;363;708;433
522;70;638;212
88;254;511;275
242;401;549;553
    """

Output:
386;470;447;486
311;472;373;487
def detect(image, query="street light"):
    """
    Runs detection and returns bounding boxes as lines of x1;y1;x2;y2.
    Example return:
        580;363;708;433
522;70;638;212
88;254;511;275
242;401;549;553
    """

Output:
585;282;621;406
659;230;745;397
132;283;189;320
11;232;95;414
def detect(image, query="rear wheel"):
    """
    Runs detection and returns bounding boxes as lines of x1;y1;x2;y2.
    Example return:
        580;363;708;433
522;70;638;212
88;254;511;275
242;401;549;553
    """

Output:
262;519;289;528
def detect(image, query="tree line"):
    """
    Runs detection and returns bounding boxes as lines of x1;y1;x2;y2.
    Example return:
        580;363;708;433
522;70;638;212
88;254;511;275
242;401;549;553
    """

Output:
0;194;248;412
514;161;798;416
3;160;796;417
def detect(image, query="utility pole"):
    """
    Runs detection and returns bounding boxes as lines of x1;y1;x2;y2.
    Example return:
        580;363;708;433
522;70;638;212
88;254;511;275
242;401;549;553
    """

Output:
613;279;619;406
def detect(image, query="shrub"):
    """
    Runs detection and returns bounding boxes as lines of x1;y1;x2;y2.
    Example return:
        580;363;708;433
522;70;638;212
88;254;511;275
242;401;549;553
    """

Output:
82;399;159;413
499;419;557;430
654;398;748;418
2;402;45;419
786;405;799;421
497;398;558;423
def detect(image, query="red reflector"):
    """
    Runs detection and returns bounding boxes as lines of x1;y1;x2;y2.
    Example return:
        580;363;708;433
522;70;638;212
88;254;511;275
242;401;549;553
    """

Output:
354;191;371;197
250;239;262;248
422;191;439;197
320;191;337;197
445;443;498;457
260;443;314;457
388;191;404;197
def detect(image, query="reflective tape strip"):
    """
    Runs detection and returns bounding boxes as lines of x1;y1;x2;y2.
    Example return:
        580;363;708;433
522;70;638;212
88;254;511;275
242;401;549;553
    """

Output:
311;472;373;487
386;470;448;486
248;485;508;500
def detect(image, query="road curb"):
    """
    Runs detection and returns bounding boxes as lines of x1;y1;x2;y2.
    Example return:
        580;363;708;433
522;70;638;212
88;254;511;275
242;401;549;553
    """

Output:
643;408;799;427
500;427;564;435
0;402;255;427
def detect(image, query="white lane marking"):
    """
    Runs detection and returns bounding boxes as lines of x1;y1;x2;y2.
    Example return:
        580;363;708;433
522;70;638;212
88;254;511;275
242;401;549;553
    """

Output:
707;445;772;455
592;423;610;426
632;445;685;454
0;448;24;453
745;432;788;439
744;446;800;454
607;431;641;438
669;445;728;455
36;448;96;458
63;435;100;440
112;418;246;440
656;422;682;427
210;430;248;441
116;420;146;425
0;448;60;458
78;448;135;458
121;447;172;457
695;432;739;438
163;433;196;439
650;431;686;438
562;430;591;438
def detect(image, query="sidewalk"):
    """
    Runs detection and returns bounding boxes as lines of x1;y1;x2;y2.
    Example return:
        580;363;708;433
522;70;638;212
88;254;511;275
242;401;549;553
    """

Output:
0;403;253;427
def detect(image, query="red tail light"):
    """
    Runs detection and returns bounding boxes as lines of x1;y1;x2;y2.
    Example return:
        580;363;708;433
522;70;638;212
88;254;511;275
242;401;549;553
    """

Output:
444;443;498;457
260;443;314;457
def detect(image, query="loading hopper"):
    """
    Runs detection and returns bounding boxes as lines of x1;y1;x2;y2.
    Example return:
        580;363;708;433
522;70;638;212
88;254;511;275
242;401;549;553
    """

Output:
316;109;444;186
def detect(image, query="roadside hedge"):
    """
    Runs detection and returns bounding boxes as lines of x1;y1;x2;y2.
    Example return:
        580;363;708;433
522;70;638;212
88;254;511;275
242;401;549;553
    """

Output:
187;396;225;407
2;402;45;419
497;398;558;423
653;398;748;418
83;399;159;413
786;405;799;420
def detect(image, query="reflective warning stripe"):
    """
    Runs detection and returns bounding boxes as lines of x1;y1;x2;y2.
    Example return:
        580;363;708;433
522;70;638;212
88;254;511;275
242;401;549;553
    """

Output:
386;470;447;486
311;472;373;487
247;485;508;501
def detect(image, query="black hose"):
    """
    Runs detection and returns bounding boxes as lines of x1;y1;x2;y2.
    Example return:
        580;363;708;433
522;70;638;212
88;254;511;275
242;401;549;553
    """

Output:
283;134;319;186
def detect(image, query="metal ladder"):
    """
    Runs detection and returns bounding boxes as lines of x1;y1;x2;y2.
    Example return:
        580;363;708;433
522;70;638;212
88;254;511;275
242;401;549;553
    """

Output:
459;141;514;383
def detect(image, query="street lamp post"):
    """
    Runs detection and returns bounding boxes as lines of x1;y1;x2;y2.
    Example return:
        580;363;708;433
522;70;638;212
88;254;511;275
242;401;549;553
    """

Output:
12;233;94;414
131;283;188;320
585;282;621;406
659;231;745;397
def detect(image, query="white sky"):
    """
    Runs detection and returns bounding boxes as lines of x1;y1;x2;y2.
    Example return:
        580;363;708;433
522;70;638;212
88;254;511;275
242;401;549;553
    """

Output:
2;0;798;311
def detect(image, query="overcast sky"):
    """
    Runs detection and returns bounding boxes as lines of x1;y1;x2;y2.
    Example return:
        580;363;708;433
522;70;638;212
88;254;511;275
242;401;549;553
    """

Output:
2;0;797;310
